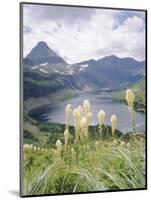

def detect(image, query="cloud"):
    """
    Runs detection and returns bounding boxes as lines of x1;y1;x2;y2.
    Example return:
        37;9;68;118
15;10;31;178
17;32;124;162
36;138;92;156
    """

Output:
23;4;146;63
23;26;33;34
24;4;95;25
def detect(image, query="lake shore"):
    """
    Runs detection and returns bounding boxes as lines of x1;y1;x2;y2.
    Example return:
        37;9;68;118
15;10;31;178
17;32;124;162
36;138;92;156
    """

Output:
24;89;78;113
28;90;145;133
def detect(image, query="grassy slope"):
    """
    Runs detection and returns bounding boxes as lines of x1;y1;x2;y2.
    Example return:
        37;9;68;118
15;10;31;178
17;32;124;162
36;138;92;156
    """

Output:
23;135;145;196
115;79;146;112
24;89;77;112
22;80;146;196
23;116;145;196
23;113;68;148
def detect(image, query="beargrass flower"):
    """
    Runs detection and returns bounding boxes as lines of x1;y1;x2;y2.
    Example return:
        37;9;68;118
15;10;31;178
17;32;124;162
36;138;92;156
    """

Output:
110;114;117;136
77;105;83;119
83;100;91;114
37;147;40;151
80;117;87;130
25;144;33;150
73;108;80;119
65;104;72;128
126;89;135;108
33;146;37;151
79;117;88;139
23;144;28;149
98;110;106;126
23;144;30;151
86;112;93;126
56;140;62;152
64;129;69;145
65;104;72;115
126;89;136;134
73;108;80;128
120;141;125;146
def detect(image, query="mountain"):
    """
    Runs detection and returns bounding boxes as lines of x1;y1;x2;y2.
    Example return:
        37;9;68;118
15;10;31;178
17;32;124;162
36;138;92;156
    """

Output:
24;41;67;65
23;41;145;99
76;55;145;89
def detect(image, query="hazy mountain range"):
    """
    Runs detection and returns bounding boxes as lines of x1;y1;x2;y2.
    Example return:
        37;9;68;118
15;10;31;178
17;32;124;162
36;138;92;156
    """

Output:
23;41;145;99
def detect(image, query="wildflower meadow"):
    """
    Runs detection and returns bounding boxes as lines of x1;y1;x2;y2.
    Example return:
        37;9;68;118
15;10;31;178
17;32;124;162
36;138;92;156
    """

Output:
22;89;146;196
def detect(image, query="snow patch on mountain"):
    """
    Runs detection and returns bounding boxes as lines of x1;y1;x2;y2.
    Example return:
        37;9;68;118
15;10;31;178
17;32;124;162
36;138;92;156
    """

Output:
81;64;88;68
31;66;39;70
69;71;74;75
54;69;60;73
40;68;49;73
40;62;48;66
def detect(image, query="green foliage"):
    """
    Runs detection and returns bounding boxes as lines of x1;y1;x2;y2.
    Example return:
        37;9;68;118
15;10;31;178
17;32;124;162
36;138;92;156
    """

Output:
23;120;123;149
39;123;64;132
22;88;146;196
23;136;145;196
23;130;39;145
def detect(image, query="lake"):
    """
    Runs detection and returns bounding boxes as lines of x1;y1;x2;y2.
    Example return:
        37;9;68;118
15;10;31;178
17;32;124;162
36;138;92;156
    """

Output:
29;91;145;133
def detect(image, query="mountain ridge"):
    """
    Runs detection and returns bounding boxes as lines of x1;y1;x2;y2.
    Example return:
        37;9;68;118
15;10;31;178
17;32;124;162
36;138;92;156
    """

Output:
23;41;145;99
24;41;145;66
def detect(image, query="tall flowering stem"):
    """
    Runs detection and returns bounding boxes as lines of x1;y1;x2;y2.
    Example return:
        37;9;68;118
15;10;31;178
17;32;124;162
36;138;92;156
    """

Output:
73;108;80;145
79;109;92;161
83;100;91;115
77;105;83;120
56;140;62;157
65;104;72;130
64;129;69;149
65;104;72;165
79;116;88;161
73;108;81;165
80;117;88;141
110;114;117;137
98;110;105;139
82;100;92;139
86;112;93;134
126;89;136;134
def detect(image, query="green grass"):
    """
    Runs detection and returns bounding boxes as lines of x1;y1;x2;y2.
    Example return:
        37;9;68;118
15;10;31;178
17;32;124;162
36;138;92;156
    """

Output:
22;88;146;196
23;115;122;149
23;135;145;196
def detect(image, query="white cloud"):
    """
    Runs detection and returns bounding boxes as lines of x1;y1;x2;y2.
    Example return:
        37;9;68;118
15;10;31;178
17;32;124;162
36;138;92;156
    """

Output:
23;5;145;63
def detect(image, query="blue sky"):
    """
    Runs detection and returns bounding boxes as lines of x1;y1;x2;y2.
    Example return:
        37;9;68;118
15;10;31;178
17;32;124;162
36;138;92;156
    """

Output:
23;4;146;63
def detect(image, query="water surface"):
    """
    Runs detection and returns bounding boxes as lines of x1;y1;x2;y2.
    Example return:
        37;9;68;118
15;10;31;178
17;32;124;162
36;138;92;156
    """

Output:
29;91;145;133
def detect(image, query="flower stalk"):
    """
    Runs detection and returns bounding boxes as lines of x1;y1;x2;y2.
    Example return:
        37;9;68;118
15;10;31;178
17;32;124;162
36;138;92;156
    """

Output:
110;114;117;137
126;89;136;134
98;110;105;138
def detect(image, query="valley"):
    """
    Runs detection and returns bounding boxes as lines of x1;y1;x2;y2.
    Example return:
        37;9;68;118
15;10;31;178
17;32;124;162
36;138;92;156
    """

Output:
23;41;146;148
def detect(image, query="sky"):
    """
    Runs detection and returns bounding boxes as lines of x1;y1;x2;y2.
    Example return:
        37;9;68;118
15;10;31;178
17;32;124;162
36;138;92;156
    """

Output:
23;4;146;64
